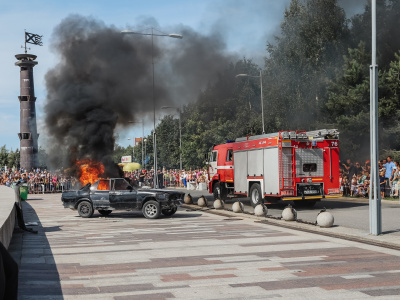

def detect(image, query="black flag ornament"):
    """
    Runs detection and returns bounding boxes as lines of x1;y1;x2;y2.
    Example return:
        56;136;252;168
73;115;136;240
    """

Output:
22;31;43;53
25;32;43;46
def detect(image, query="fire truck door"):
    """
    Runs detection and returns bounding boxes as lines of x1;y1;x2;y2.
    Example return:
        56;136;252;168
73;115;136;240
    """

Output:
225;149;234;182
209;150;218;178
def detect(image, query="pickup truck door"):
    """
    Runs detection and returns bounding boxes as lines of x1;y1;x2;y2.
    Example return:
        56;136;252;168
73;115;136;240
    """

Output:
109;179;137;209
90;179;111;208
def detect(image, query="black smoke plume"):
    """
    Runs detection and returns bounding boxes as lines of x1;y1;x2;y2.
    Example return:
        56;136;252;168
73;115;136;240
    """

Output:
44;15;236;177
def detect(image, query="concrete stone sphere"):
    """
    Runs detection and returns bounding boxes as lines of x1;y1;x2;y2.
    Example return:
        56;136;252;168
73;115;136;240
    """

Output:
317;211;334;228
282;207;296;221
197;196;208;207
232;201;243;213
254;204;267;217
184;194;193;204
213;199;224;210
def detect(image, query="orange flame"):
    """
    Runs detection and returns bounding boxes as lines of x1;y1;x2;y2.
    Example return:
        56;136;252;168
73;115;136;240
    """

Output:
76;159;105;185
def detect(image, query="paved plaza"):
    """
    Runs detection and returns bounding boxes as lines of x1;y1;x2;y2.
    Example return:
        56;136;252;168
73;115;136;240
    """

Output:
8;193;400;299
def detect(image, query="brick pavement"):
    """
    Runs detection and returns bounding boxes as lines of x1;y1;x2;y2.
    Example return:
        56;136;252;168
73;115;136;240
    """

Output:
8;194;400;299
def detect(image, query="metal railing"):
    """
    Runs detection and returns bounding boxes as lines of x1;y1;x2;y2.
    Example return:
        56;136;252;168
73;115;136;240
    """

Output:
26;181;74;194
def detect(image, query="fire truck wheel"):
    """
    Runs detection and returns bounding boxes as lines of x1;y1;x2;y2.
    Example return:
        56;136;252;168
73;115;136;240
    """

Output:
295;200;317;208
78;201;94;218
213;183;227;200
250;183;263;208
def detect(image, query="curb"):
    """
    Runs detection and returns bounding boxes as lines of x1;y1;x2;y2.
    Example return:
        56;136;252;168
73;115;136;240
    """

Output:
181;203;400;251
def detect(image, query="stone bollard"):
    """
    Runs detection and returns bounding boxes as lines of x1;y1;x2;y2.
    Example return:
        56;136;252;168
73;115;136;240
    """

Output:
197;196;208;207
282;205;297;221
232;201;244;213
254;204;267;217
213;199;224;210
316;210;334;228
184;194;193;204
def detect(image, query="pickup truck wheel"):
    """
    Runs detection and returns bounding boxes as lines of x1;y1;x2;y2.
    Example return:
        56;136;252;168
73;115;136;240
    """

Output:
162;206;177;216
78;201;94;218
213;183;227;200
142;200;161;219
98;210;112;216
250;183;263;208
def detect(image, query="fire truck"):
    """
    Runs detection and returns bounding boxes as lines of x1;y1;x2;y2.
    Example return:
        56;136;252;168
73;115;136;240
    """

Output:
207;129;341;207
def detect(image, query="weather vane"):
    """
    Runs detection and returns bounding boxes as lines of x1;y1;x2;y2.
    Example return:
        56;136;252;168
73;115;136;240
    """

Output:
21;30;43;54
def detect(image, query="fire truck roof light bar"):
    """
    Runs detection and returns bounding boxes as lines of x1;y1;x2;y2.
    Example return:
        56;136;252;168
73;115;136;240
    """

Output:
235;129;339;143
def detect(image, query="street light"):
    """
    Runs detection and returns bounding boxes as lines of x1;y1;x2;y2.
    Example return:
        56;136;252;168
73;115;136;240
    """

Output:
122;28;183;188
236;70;265;134
161;106;182;170
144;138;147;170
128;120;144;166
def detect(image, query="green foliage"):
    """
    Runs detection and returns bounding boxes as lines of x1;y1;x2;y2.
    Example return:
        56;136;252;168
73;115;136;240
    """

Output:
0;145;7;167
0;146;20;169
112;144;133;164
265;0;348;130
156;115;180;169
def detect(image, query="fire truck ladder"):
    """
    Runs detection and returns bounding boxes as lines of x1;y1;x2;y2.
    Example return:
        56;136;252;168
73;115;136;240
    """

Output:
279;131;296;196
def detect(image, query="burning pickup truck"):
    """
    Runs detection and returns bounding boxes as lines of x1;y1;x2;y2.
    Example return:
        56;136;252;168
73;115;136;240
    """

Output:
61;178;184;219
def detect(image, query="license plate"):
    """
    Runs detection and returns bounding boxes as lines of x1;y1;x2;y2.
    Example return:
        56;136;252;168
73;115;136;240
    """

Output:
304;190;318;194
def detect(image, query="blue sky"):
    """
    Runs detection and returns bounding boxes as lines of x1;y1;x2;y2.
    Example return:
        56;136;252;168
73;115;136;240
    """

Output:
1;0;330;151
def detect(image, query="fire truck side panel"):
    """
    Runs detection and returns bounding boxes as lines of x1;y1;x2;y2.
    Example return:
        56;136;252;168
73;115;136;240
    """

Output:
248;149;263;177
263;147;280;195
295;148;324;178
233;151;248;193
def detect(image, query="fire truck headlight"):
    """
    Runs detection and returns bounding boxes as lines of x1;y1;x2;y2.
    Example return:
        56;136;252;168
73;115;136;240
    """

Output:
307;178;312;183
301;179;305;183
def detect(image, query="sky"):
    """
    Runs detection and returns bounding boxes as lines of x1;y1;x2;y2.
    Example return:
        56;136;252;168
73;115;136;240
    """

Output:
0;0;363;152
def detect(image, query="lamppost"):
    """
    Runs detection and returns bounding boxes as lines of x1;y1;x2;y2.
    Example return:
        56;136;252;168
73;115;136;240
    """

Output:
161;106;182;170
122;28;182;187
369;0;381;235
236;70;265;134
144;138;147;170
128;120;144;166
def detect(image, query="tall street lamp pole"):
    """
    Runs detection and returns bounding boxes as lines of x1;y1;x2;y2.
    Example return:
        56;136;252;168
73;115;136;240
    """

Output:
236;70;265;134
369;0;381;235
122;29;182;187
128;120;144;166
144;138;147;170
161;106;182;170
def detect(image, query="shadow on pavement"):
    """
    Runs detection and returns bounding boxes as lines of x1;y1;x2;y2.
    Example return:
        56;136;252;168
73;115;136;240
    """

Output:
8;200;63;299
71;210;203;220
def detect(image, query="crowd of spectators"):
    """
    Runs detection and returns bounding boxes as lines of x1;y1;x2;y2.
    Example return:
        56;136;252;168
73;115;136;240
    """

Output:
0;166;209;193
124;168;209;190
340;156;400;198
8;158;398;198
0;167;76;193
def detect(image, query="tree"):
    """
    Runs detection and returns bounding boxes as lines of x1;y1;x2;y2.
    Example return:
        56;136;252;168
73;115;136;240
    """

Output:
325;42;370;159
112;144;132;164
265;0;348;130
0;145;8;167
8;149;19;169
156;115;180;169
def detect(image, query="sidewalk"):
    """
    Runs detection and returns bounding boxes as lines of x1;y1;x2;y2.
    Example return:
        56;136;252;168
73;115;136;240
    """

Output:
174;188;400;250
8;194;400;299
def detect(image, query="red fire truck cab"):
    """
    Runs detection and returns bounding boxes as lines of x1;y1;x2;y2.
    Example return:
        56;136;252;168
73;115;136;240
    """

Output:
208;129;341;207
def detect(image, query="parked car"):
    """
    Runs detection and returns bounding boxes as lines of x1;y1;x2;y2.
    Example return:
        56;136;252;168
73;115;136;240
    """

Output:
61;178;184;219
